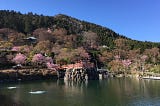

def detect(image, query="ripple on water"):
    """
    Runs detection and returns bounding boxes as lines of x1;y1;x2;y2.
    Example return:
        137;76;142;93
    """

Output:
7;86;17;89
29;90;47;94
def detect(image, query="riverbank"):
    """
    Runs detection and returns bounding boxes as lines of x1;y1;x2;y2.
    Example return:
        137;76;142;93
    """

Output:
1;68;160;83
0;69;57;82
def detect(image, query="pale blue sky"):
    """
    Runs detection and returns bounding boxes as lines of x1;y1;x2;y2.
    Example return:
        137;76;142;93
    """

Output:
0;0;160;42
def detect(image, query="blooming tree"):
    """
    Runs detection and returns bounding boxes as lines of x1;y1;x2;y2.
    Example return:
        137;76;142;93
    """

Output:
12;53;27;64
45;56;59;70
114;55;120;60
122;59;132;73
45;57;53;63
140;55;148;72
11;46;21;52
108;60;123;73
74;47;90;61
32;53;45;64
46;62;59;70
141;55;148;62
122;59;132;67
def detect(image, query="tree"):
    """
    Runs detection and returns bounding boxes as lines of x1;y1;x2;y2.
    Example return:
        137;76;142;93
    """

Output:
73;47;89;61
11;46;21;52
24;16;32;33
53;28;67;36
12;53;26;65
122;59;132;73
46;62;59;70
33;28;55;42
0;41;13;49
114;38;129;50
34;40;52;53
108;60;123;73
45;57;53;63
82;31;99;48
32;53;45;65
144;47;159;64
140;55;148;72
55;48;73;64
100;51;113;61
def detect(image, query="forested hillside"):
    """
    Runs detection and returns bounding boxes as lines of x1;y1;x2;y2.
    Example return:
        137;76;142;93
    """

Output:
0;10;160;73
0;10;159;49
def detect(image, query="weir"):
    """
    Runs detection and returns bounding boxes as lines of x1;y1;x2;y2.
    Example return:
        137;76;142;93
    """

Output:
62;67;109;81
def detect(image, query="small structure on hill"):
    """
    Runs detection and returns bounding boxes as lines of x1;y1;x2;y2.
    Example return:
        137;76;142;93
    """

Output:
23;36;37;45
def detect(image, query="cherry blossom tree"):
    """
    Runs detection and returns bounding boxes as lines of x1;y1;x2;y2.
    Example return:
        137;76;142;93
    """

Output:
122;59;132;68
114;55;120;60
82;31;99;48
75;47;90;60
144;47;159;63
141;55;148;62
45;57;53;63
122;59;132;73
140;55;148;72
46;62;59;70
12;53;27;65
34;40;52;53
32;53;45;64
11;46;21;52
55;48;73;64
108;60;123;73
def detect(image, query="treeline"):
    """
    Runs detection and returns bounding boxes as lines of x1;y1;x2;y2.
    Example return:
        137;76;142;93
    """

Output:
0;10;54;33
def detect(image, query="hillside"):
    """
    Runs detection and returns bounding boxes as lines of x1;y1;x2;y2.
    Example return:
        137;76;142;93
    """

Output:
0;10;159;49
0;10;160;72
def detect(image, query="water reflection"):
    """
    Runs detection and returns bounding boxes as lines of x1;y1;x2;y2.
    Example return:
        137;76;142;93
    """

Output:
0;92;24;106
0;78;160;106
63;80;88;95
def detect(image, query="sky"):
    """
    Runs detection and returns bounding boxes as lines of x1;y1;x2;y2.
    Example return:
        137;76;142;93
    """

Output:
0;0;160;42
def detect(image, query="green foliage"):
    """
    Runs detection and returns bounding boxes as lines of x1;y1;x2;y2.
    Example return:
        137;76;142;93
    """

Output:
0;10;159;51
0;10;54;33
150;65;160;73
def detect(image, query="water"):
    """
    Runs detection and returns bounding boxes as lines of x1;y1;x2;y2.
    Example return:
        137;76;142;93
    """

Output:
0;78;160;106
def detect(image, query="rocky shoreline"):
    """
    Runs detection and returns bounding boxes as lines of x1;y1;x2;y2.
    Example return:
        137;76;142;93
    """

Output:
1;68;160;83
0;69;58;82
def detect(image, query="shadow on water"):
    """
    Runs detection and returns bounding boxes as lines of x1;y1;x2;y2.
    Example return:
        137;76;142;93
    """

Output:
0;93;24;106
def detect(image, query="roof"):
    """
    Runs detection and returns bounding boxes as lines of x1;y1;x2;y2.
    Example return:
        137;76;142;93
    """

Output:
25;37;37;40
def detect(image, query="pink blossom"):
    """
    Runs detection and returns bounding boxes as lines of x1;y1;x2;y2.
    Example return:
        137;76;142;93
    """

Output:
12;53;26;64
76;47;90;59
11;46;21;51
141;55;148;61
32;53;45;64
45;57;53;63
122;59;132;67
23;47;30;53
114;55;120;60
46;62;59;70
81;52;90;59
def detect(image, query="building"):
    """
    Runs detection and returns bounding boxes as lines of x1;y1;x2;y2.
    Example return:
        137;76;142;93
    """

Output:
23;36;37;45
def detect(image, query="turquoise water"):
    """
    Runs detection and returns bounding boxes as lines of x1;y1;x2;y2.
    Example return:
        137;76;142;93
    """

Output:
0;78;160;106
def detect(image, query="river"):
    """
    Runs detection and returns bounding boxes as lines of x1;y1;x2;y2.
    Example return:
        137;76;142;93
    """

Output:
0;78;160;106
